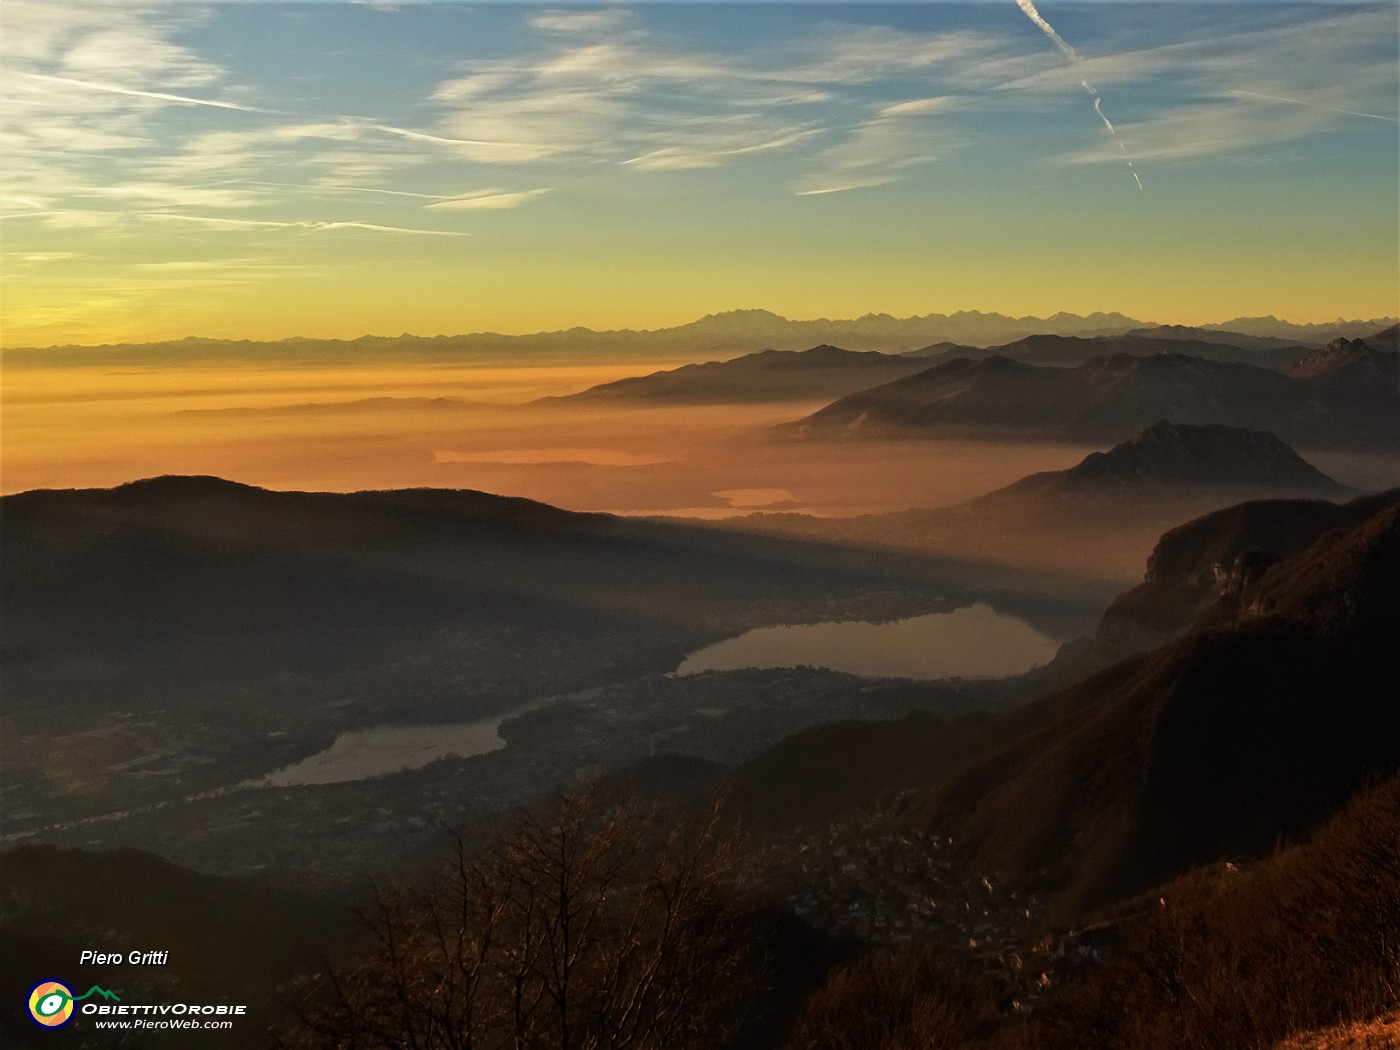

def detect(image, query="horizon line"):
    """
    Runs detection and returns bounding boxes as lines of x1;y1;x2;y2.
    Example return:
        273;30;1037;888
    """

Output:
4;307;1397;354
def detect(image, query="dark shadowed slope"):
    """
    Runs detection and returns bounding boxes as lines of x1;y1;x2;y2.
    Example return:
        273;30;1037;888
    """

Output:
535;345;931;405
1015;773;1400;1050
1366;323;1399;352
901;340;983;359
1070;488;1399;661
0;844;352;1049
916;490;1400;918
0;476;960;743
783;349;1399;450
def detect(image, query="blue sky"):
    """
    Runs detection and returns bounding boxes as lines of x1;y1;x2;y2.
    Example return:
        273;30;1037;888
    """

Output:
2;1;1397;344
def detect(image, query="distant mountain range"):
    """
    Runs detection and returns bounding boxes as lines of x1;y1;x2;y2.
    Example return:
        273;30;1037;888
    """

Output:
1200;315;1400;343
8;310;1395;364
783;335;1399;451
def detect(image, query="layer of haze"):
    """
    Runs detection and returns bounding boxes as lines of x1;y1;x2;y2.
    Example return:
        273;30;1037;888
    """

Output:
0;356;1098;518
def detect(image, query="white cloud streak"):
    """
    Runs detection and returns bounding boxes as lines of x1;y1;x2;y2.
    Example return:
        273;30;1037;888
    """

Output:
13;71;277;113
1225;89;1398;124
425;188;554;210
1011;0;1142;189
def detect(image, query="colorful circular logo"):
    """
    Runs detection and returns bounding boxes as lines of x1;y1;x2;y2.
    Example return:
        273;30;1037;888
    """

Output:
28;981;75;1028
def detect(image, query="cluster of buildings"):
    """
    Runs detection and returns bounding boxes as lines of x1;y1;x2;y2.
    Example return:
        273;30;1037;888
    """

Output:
746;793;1127;1016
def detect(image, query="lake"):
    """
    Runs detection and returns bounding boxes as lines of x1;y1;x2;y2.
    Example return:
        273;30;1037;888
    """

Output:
674;603;1062;680
253;714;516;787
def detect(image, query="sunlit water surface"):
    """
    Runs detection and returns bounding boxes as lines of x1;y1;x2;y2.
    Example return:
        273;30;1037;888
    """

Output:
254;715;516;787
675;603;1061;679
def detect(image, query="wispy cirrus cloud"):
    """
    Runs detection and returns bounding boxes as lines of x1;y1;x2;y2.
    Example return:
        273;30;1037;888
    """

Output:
425;188;554;211
625;127;822;173
2;208;468;237
530;9;631;36
987;7;1398;167
13;71;277;113
0;1;480;240
423;16;1006;190
794;96;962;196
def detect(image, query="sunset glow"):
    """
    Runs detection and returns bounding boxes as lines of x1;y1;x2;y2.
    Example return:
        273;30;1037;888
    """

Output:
2;1;1397;348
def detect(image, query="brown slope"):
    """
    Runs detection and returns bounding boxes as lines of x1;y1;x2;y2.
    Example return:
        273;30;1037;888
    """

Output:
1009;774;1400;1050
1086;488;1399;654
918;493;1400;919
1366;324;1399;353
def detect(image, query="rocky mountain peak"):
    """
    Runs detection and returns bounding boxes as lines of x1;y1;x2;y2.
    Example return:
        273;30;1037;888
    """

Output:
1066;421;1341;488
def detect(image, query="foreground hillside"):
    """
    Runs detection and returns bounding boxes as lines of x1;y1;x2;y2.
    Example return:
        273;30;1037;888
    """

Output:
782;772;1400;1050
745;492;1400;1048
918;489;1400;917
0;846;352;1049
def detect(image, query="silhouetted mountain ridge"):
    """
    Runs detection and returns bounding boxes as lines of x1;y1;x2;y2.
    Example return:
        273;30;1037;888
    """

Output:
537;344;931;404
911;333;1313;369
1125;324;1311;351
1;478;963;741
786;349;1399;450
1011;420;1345;490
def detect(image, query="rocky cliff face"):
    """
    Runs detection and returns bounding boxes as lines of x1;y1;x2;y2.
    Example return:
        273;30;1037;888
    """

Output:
918;493;1400;918
1035;490;1397;685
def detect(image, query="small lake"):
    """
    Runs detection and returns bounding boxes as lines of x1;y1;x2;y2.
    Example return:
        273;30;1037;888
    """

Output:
254;713;516;787
674;603;1062;680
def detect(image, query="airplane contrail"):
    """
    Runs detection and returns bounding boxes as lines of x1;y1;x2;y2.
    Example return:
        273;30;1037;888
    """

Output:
1226;89;1398;124
1013;0;1142;189
17;72;280;113
1014;0;1081;63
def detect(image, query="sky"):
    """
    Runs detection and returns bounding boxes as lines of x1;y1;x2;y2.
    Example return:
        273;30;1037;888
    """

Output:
1;0;1397;346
